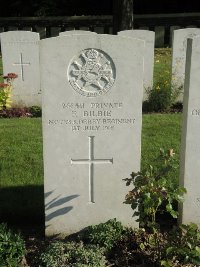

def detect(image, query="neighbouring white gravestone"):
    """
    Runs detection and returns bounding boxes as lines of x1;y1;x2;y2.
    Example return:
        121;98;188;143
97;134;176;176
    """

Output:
118;30;155;100
171;28;200;100
170;26;180;46
179;37;200;227
0;31;41;107
59;30;97;36
41;34;145;235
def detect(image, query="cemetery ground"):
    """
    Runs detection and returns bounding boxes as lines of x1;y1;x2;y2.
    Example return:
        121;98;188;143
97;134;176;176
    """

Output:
0;49;199;266
0;115;186;267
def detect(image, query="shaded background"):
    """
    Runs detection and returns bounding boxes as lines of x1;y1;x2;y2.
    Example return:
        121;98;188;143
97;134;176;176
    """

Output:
2;0;200;17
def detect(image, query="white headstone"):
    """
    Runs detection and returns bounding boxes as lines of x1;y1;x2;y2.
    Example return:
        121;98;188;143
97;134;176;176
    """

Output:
170;26;180;47
118;30;155;100
41;34;144;235
179;37;200;227
0;31;41;107
171;28;200;99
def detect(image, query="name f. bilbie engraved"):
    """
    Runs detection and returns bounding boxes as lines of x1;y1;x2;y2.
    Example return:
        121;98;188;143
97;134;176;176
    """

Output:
71;136;113;203
13;52;30;81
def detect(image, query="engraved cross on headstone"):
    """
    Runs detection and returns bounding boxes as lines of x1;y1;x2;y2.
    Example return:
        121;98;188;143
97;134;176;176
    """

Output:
71;136;113;203
13;52;30;81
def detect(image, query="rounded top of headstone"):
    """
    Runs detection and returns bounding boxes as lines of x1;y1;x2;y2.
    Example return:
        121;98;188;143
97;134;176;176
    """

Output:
0;31;40;42
118;30;155;38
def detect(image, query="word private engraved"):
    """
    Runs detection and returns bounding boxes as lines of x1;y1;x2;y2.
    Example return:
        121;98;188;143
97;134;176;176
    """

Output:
68;48;116;97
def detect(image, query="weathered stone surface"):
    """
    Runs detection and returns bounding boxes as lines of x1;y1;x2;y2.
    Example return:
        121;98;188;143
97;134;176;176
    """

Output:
179;36;200;227
0;31;41;107
171;28;200;101
41;34;144;235
118;30;155;100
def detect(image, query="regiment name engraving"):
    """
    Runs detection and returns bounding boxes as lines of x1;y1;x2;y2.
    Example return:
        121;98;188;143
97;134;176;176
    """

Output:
48;101;136;131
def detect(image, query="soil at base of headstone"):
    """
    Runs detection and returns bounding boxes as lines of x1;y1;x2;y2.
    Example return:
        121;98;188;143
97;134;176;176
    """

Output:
16;223;197;267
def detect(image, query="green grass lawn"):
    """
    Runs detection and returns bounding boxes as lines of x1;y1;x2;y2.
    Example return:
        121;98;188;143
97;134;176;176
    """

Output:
0;118;44;225
142;113;181;168
0;114;182;225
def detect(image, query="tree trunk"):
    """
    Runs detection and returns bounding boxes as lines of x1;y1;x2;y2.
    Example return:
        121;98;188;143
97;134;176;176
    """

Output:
113;0;134;34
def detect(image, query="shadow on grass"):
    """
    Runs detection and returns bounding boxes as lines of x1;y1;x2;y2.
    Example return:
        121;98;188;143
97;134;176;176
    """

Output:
0;185;44;229
0;186;79;236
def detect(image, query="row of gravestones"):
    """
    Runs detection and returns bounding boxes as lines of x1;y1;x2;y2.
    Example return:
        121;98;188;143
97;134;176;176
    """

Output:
1;29;151;106
1;28;200;108
1;29;200;235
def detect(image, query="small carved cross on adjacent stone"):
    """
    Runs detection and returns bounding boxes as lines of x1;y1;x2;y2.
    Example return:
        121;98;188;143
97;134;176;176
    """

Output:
13;52;30;81
71;136;113;203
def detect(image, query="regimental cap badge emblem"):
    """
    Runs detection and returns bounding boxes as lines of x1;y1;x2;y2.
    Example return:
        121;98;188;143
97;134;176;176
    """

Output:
68;48;116;97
